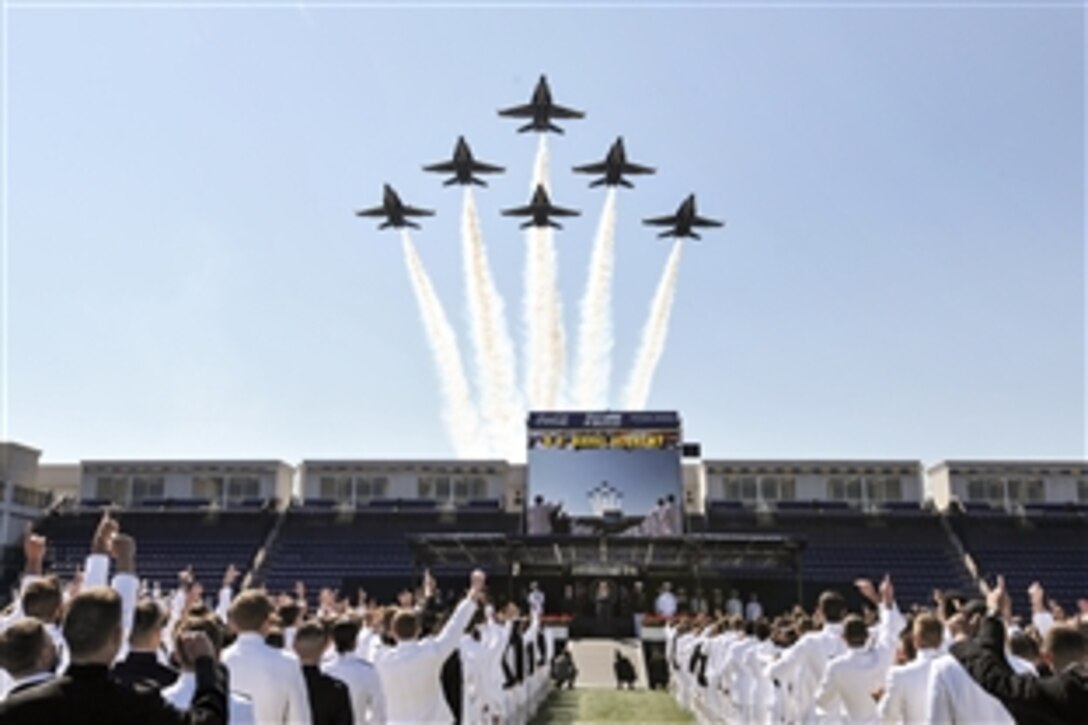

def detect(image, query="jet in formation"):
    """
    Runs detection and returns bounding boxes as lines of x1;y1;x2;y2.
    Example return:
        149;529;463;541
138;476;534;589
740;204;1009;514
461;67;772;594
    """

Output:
355;184;435;230
498;75;585;134
423;136;505;187
573;137;655;188
502;184;581;229
643;195;724;240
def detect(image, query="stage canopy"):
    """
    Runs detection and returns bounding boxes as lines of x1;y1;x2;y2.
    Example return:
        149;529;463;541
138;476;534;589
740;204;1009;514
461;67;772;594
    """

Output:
408;533;805;578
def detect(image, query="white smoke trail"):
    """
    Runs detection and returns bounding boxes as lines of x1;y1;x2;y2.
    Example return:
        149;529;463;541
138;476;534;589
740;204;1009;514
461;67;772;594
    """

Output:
522;135;567;411
461;187;520;457
400;230;487;457
623;239;684;410
573;188;618;409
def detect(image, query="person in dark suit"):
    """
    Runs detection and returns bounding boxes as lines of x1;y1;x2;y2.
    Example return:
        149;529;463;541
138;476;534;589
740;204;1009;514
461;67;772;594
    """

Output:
0;618;56;695
614;650;637;690
112;598;178;690
0;587;226;724
293;619;353;725
952;577;1088;725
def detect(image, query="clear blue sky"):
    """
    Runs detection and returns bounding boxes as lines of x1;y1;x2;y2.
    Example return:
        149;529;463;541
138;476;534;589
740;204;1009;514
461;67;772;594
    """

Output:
3;2;1084;465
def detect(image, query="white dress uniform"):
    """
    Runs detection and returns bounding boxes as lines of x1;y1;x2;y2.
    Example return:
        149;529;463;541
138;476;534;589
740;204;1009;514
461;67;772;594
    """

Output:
222;631;312;725
374;595;477;724
323;652;388;724
162;671;257;724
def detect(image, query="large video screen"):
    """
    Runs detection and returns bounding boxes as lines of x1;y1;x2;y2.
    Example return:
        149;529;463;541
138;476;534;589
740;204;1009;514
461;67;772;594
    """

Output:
527;411;683;521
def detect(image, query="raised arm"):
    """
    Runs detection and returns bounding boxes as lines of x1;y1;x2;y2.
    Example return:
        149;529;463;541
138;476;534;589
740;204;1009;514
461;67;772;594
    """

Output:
429;569;486;660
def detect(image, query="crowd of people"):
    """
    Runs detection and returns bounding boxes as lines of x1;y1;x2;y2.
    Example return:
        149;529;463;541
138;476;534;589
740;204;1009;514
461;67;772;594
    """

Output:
0;512;553;724
665;575;1088;724
0;509;1085;724
526;493;683;536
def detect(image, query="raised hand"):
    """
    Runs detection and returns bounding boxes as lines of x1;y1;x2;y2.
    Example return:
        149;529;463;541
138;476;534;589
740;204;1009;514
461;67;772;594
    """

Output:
23;525;47;576
91;510;119;554
469;569;487;601
223;564;240;588
879;574;895;607
110;533;136;574
853;578;879;606
178;630;215;662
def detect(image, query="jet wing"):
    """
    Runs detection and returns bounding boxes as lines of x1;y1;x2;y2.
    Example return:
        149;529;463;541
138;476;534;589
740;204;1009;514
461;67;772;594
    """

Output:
401;205;435;217
502;205;534;216
622;162;656;175
423;161;458;172
470;160;505;173
355;206;388;217
549;206;581;217
572;162;609;174
691;216;724;228
549;104;585;119
498;104;535;118
643;215;679;226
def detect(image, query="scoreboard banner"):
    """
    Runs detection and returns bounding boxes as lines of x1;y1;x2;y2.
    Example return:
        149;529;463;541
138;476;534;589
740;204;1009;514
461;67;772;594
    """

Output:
527;411;681;430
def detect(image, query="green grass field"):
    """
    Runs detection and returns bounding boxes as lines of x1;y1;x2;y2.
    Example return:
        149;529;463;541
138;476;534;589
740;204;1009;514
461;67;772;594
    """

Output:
531;688;694;724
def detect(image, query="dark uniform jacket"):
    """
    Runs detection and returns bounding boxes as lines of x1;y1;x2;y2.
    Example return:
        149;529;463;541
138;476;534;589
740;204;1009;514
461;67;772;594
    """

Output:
952;615;1088;725
0;656;225;725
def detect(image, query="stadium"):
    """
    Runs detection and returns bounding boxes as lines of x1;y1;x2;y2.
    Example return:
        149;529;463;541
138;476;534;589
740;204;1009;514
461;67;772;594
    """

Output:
3;421;1086;704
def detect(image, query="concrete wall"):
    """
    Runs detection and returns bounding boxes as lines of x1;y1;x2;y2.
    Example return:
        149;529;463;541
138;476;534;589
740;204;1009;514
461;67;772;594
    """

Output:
299;460;515;509
34;464;80;499
927;461;1088;511
79;461;291;506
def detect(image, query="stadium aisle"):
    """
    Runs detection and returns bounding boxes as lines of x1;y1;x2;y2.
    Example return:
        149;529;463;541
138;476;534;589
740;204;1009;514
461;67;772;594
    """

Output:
530;689;693;724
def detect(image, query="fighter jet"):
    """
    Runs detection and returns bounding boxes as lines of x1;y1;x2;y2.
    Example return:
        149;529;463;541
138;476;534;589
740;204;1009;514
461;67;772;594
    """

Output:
502;184;581;229
498;75;585;134
355;184;435;230
642;195;724;240
423;136;505;187
572;137;656;188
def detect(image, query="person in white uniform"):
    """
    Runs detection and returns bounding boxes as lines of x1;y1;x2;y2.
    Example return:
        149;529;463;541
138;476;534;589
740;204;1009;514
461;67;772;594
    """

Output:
375;569;487;724
221;589;312;725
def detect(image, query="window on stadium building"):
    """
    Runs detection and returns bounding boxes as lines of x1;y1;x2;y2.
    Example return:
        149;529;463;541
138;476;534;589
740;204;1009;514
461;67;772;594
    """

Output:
1006;478;1044;504
760;477;796;501
865;477;903;503
353;476;388;502
96;476;129;506
320;475;352;501
193;476;225;502
721;476;758;503
131;476;165;504
12;485;50;509
967;477;1007;505
227;476;260;502
829;477;864;502
1079;480;1088;503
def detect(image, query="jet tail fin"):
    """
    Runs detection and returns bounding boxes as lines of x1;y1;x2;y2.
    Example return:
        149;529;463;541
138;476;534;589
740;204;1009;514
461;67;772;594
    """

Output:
519;220;534;230
443;177;458;187
547;219;563;230
517;121;536;133
379;221;393;230
468;176;487;187
619;178;634;189
589;178;606;188
546;122;565;134
405;220;421;230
